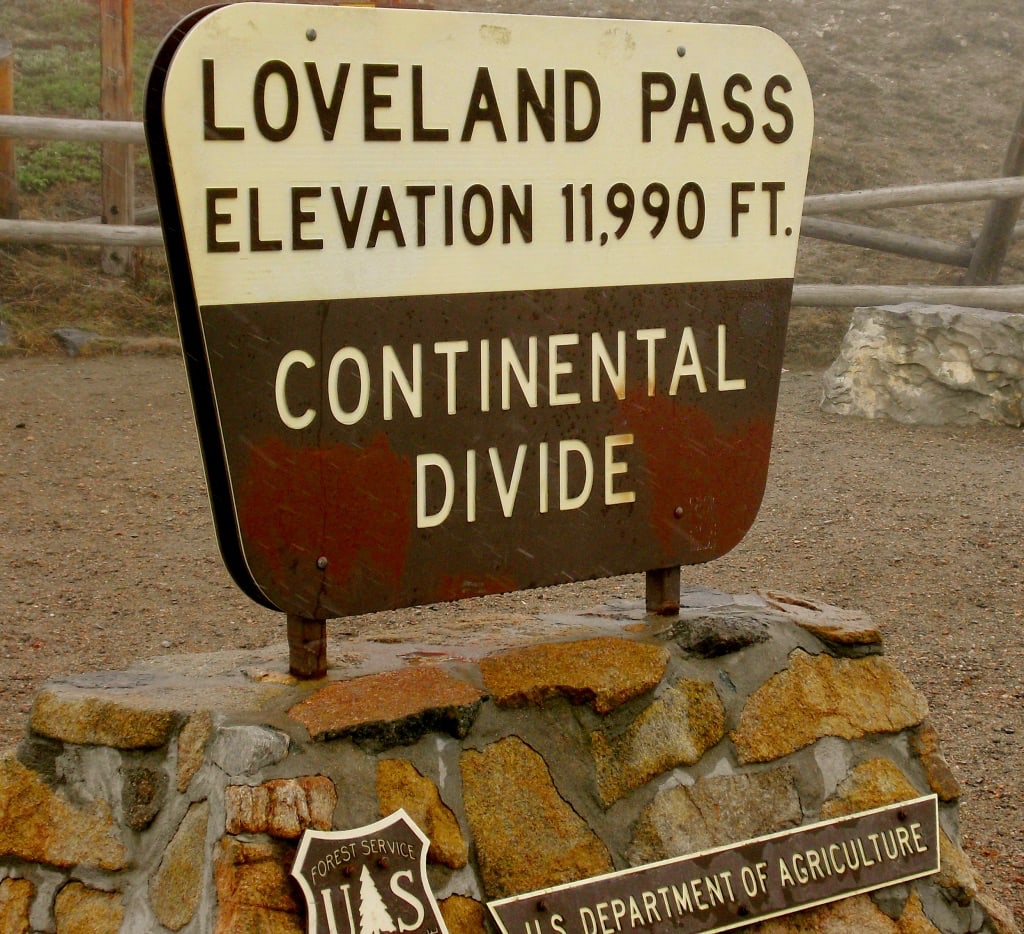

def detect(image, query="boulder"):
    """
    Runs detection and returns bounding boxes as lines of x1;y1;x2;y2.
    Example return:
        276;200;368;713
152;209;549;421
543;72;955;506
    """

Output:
821;303;1024;426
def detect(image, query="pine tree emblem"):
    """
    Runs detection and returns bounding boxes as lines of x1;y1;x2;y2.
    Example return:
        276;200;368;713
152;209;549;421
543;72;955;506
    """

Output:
357;863;397;934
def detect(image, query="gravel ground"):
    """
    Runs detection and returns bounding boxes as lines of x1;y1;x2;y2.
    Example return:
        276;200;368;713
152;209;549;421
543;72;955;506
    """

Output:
0;354;1021;921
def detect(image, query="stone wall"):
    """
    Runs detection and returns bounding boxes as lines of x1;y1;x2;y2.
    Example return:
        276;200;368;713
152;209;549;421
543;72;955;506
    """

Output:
821;303;1024;426
0;588;1017;934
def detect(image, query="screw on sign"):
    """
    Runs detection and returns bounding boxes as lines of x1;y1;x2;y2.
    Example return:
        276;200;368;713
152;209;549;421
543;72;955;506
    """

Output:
144;4;813;671
291;810;447;934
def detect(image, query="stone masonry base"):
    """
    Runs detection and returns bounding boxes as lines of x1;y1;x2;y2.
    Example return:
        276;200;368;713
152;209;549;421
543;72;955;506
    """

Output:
0;588;1018;933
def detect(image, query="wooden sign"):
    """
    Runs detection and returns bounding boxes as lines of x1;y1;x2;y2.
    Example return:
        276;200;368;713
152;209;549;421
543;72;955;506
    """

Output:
145;4;813;618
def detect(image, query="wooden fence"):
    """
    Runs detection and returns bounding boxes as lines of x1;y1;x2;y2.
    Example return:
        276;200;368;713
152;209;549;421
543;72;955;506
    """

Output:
2;0;1023;306
2;110;1024;309
0;0;135;273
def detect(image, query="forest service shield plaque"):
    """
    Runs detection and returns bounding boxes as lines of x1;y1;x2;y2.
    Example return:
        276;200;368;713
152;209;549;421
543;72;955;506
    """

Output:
292;810;448;934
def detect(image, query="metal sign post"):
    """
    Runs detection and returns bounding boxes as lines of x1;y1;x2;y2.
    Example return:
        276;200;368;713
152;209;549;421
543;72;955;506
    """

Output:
145;4;813;670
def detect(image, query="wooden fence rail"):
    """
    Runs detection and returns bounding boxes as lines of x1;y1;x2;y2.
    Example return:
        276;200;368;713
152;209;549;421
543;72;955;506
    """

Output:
802;176;1024;214
800;217;975;268
0;113;144;145
5;113;1024;203
791;283;1024;309
1;113;1024;310
0;217;160;246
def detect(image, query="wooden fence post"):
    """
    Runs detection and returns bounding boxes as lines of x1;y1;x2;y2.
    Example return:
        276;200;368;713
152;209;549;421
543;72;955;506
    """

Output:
0;40;17;219
99;0;134;276
966;93;1024;285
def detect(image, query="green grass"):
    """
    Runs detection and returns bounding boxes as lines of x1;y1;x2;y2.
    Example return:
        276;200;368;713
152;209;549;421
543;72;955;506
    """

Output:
15;46;100;117
17;141;100;194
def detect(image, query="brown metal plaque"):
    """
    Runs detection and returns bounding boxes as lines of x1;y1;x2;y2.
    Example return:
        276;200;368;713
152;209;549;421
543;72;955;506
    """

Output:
145;4;814;616
488;797;940;934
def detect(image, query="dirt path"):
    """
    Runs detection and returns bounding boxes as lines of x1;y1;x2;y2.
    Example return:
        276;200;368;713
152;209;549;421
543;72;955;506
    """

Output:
1;354;1021;919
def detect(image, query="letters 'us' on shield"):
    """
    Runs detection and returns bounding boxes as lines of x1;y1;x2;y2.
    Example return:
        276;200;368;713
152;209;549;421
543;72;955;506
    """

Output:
291;810;447;934
145;3;814;619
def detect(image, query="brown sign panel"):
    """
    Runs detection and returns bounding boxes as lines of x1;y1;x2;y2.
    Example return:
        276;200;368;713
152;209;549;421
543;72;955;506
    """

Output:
145;4;814;617
291;809;447;934
200;280;788;616
488;797;940;934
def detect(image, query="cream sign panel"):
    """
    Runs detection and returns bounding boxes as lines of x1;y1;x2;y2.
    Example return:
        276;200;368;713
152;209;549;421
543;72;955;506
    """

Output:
159;5;813;305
